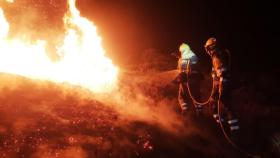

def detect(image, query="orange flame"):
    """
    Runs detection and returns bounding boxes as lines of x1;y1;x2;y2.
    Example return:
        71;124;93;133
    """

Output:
0;0;118;93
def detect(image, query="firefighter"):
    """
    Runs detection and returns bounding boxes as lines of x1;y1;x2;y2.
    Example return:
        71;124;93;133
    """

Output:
175;43;202;115
204;37;240;136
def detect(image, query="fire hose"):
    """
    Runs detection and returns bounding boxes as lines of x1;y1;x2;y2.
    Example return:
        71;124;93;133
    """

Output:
185;60;261;158
217;94;261;158
185;60;214;106
185;49;231;106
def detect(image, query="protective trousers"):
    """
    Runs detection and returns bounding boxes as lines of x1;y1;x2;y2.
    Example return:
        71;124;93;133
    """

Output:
209;79;239;132
178;72;202;113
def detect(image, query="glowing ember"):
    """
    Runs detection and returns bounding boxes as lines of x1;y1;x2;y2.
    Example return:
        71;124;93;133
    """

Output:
0;0;118;93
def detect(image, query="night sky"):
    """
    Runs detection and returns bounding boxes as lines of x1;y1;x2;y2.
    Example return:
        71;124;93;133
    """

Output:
76;0;278;74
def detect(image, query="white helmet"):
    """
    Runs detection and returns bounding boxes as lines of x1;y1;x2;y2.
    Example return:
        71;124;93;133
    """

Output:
179;43;190;52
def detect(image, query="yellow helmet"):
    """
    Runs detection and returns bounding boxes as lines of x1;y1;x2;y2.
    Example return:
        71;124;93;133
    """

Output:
179;43;190;52
204;37;217;50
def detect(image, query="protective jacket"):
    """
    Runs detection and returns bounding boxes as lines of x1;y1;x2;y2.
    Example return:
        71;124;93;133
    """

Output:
211;49;231;85
178;47;198;73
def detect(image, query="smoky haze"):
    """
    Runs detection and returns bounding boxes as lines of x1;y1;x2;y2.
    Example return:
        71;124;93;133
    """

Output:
0;1;279;157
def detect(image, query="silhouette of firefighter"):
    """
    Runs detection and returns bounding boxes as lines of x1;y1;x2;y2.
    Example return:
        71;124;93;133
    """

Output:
174;43;203;115
204;37;240;137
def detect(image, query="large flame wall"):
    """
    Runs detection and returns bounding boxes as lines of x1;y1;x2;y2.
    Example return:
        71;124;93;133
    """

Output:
0;0;118;93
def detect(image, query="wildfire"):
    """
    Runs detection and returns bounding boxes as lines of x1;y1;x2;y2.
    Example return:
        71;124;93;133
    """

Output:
0;0;118;93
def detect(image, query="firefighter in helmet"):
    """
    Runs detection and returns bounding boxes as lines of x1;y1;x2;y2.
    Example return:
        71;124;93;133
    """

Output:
204;37;240;135
175;43;202;115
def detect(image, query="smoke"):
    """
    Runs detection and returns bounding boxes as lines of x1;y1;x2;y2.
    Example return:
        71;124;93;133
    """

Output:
96;70;187;134
0;70;221;158
1;1;278;157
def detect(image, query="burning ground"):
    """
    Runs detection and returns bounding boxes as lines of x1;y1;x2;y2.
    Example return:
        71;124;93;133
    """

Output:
0;70;279;158
0;72;225;158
